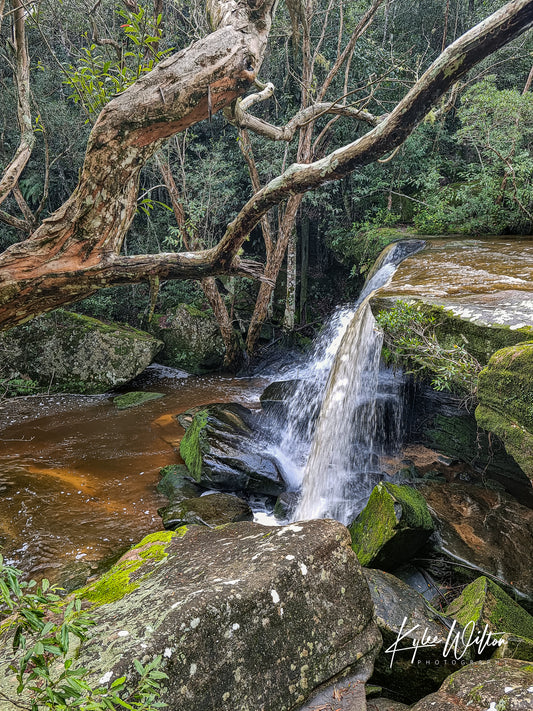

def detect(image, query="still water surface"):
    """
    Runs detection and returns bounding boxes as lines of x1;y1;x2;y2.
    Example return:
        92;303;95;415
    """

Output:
0;366;267;582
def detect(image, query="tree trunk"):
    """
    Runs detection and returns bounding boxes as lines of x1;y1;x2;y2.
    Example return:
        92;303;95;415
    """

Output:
283;224;297;330
299;214;309;325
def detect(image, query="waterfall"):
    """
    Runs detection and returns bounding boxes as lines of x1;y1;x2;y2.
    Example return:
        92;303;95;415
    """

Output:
272;239;425;524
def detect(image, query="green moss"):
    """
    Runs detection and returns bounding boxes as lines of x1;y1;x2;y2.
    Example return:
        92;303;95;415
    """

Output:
446;576;533;640
349;482;433;568
78;529;182;606
112;391;164;409
179;410;209;482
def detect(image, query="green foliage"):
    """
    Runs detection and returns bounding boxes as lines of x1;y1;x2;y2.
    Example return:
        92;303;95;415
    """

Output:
0;376;39;397
329;209;403;277
376;300;481;396
0;555;167;710
64;5;172;118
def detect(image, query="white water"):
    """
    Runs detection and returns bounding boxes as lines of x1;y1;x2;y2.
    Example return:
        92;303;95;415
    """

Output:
270;239;424;524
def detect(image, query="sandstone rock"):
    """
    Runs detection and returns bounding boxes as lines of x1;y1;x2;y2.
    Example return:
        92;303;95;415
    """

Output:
156;464;203;503
419;482;533;604
476;341;533;481
150;304;226;374
364;568;462;700
366;700;409;711
160;492;253;530
179;403;285;496
349;482;433;570
73;521;381;711
0;310;162;394
409;659;533;711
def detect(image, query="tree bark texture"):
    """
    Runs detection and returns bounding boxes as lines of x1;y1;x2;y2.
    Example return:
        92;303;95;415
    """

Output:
0;0;532;331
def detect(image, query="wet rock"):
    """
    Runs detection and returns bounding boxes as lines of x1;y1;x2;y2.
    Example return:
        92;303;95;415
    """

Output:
274;492;299;521
259;379;301;420
72;520;381;711
0;310;163;394
349;482;434;570
160;492;253;530
156;464;203;503
364;568;462;701
179;403;285;497
446;576;533;661
112;391;164;409
419;482;533;604
409;659;533;711
476;342;533;482
150;304;226;374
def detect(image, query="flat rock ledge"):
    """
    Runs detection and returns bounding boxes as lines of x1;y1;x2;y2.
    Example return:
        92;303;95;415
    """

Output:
73;520;381;711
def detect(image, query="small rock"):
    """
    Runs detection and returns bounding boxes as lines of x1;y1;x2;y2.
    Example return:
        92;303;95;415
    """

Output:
160;492;253;530
112;391;164;409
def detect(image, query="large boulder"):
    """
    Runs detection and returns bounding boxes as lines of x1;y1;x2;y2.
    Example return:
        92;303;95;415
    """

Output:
179;403;285;497
476;342;533;482
0;310;162;394
419;482;533;604
364;568;464;701
150;304;226;374
409;659;533;711
349;482;434;570
71;520;381;711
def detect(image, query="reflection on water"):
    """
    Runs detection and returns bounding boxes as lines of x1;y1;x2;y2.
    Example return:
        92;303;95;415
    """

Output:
0;365;267;583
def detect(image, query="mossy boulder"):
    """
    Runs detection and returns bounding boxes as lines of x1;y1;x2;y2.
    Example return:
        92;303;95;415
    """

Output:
409;659;533;711
349;482;434;570
418;482;533;604
156;464;203;503
0;310;163;394
179;403;285;497
160;492;253;530
446;576;533;661
364;568;464;701
112;391;164;409
475;342;533;482
150;304;226;374
71;520;381;711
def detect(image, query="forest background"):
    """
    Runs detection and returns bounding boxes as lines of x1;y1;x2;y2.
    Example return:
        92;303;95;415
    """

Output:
0;0;532;368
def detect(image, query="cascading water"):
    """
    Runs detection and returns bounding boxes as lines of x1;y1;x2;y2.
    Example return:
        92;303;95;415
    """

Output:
272;239;425;524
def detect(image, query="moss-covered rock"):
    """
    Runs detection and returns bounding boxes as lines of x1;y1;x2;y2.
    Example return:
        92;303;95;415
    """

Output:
179;403;285;496
112;391;164;409
349;482;433;570
156;464;202;503
446;576;533;660
160;492;253;530
0;310;163;394
475;342;533;481
418;482;533;605
72;520;381;711
409;659;533;711
364;568;464;701
150;304;226;374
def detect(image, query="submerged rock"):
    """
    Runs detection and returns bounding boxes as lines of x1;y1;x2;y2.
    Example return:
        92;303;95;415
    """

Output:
72;520;381;711
446;576;533;661
179;403;285;497
409;659;533;711
419;482;533;604
476;341;533;482
0;310;162;394
150;304;226;374
160;492;253;530
364;568;462;700
112;391;164;409
349;482;434;570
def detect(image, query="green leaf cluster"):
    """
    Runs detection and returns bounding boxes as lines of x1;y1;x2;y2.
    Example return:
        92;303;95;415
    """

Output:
0;556;167;710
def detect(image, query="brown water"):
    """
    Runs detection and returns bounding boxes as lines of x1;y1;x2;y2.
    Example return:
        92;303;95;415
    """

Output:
0;366;267;583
